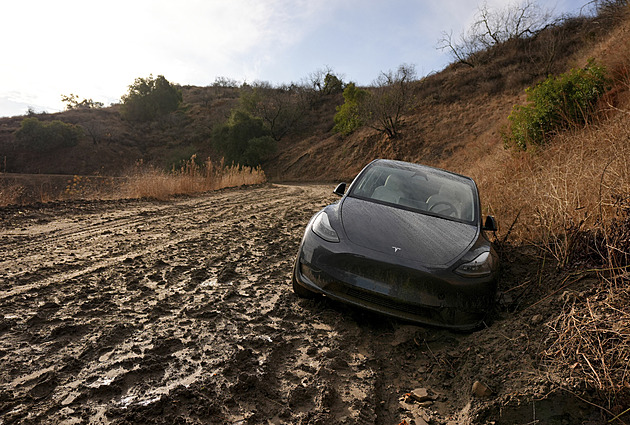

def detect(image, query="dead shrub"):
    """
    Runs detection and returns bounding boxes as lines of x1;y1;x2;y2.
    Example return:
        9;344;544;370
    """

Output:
62;175;119;200
544;270;630;411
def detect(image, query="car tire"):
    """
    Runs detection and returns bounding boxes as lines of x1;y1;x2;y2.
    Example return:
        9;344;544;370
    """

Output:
292;260;317;298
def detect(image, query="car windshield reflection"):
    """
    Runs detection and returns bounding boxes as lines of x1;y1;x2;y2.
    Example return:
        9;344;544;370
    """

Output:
349;164;477;223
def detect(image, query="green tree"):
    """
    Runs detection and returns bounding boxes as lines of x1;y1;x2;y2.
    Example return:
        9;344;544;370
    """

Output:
15;118;82;151
121;75;182;122
212;110;276;166
61;94;104;110
323;72;344;95
333;83;367;136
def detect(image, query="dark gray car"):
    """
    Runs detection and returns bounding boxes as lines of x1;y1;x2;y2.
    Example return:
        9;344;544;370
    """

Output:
292;159;499;330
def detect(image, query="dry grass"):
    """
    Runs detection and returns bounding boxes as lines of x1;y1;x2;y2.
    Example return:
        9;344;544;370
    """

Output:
0;157;266;206
439;14;630;410
453;108;630;415
0;181;25;207
544;272;630;410
62;175;119;200
472;114;630;261
121;156;266;201
448;18;630;261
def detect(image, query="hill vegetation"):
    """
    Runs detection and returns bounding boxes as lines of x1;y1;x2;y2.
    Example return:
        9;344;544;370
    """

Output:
1;0;630;417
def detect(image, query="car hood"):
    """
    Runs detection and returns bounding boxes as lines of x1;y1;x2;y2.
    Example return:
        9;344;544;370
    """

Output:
340;197;478;267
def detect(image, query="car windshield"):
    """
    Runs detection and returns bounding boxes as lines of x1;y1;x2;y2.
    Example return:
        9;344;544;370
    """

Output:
349;163;477;223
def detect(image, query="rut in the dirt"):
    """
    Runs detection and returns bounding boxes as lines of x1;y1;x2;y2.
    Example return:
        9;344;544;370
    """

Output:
0;184;607;424
0;185;386;424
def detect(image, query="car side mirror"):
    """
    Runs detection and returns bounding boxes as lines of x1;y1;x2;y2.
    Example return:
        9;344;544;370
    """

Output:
333;182;346;197
483;215;498;232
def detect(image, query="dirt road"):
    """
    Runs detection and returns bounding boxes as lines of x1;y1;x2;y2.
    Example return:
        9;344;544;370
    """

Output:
0;184;604;424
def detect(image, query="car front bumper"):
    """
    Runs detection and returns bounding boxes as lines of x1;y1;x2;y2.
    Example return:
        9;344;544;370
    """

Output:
294;230;497;331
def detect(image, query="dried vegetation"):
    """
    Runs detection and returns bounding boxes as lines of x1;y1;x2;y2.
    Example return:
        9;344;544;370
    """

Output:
0;157;265;206
120;156;266;201
446;5;630;412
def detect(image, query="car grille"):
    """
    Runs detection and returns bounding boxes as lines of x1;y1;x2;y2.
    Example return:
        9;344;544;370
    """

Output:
344;287;438;317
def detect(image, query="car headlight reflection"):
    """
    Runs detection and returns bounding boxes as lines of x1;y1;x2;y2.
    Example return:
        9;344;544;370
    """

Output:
455;251;494;277
311;212;340;243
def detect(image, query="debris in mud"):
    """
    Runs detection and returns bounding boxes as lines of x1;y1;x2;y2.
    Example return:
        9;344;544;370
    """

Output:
402;387;438;404
216;262;238;282
472;380;493;398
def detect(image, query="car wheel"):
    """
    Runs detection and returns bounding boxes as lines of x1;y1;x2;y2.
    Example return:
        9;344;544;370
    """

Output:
292;260;318;298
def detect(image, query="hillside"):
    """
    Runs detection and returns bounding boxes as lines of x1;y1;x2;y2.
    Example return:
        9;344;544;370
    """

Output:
0;6;624;182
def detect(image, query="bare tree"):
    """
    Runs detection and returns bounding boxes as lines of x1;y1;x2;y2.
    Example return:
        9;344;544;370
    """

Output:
476;0;552;45
239;82;307;141
360;64;417;139
81;120;104;145
212;76;240;88
304;66;332;92
304;66;344;95
437;29;484;68
438;0;553;67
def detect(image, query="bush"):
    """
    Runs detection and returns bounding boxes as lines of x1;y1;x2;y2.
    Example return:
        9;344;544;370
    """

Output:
323;72;344;95
14;117;82;151
121;75;182;122
505;60;609;149
333;83;367;135
211;110;276;167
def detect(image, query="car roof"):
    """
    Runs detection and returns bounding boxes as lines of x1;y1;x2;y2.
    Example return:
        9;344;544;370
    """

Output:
368;159;475;183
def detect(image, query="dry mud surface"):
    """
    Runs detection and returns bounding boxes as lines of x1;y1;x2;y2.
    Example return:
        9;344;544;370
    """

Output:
0;184;608;424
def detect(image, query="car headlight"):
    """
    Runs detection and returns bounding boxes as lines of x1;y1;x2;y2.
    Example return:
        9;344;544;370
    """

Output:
455;251;494;277
311;212;339;243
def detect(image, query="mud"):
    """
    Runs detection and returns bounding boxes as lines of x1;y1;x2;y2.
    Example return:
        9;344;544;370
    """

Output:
0;184;610;424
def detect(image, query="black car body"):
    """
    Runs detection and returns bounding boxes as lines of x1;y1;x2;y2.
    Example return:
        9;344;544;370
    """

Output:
292;159;499;330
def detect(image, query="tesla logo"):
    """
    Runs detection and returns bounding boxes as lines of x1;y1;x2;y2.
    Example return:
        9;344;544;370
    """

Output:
392;246;401;253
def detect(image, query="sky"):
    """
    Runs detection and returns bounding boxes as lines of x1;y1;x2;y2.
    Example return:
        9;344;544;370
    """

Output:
0;0;592;118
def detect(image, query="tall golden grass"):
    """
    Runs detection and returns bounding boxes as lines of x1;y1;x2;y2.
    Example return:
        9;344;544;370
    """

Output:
460;107;630;412
0;157;266;206
0;181;24;207
438;19;630;407
121;156;266;200
466;112;630;260
436;16;630;410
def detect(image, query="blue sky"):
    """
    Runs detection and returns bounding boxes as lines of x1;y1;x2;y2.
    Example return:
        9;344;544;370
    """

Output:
0;0;591;118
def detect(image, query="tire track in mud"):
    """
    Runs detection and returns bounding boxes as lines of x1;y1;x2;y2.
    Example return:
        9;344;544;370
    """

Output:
0;183;598;424
0;186;308;299
0;183;394;424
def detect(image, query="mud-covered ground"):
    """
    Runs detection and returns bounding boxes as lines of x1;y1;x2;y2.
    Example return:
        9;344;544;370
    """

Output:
0;184;611;424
